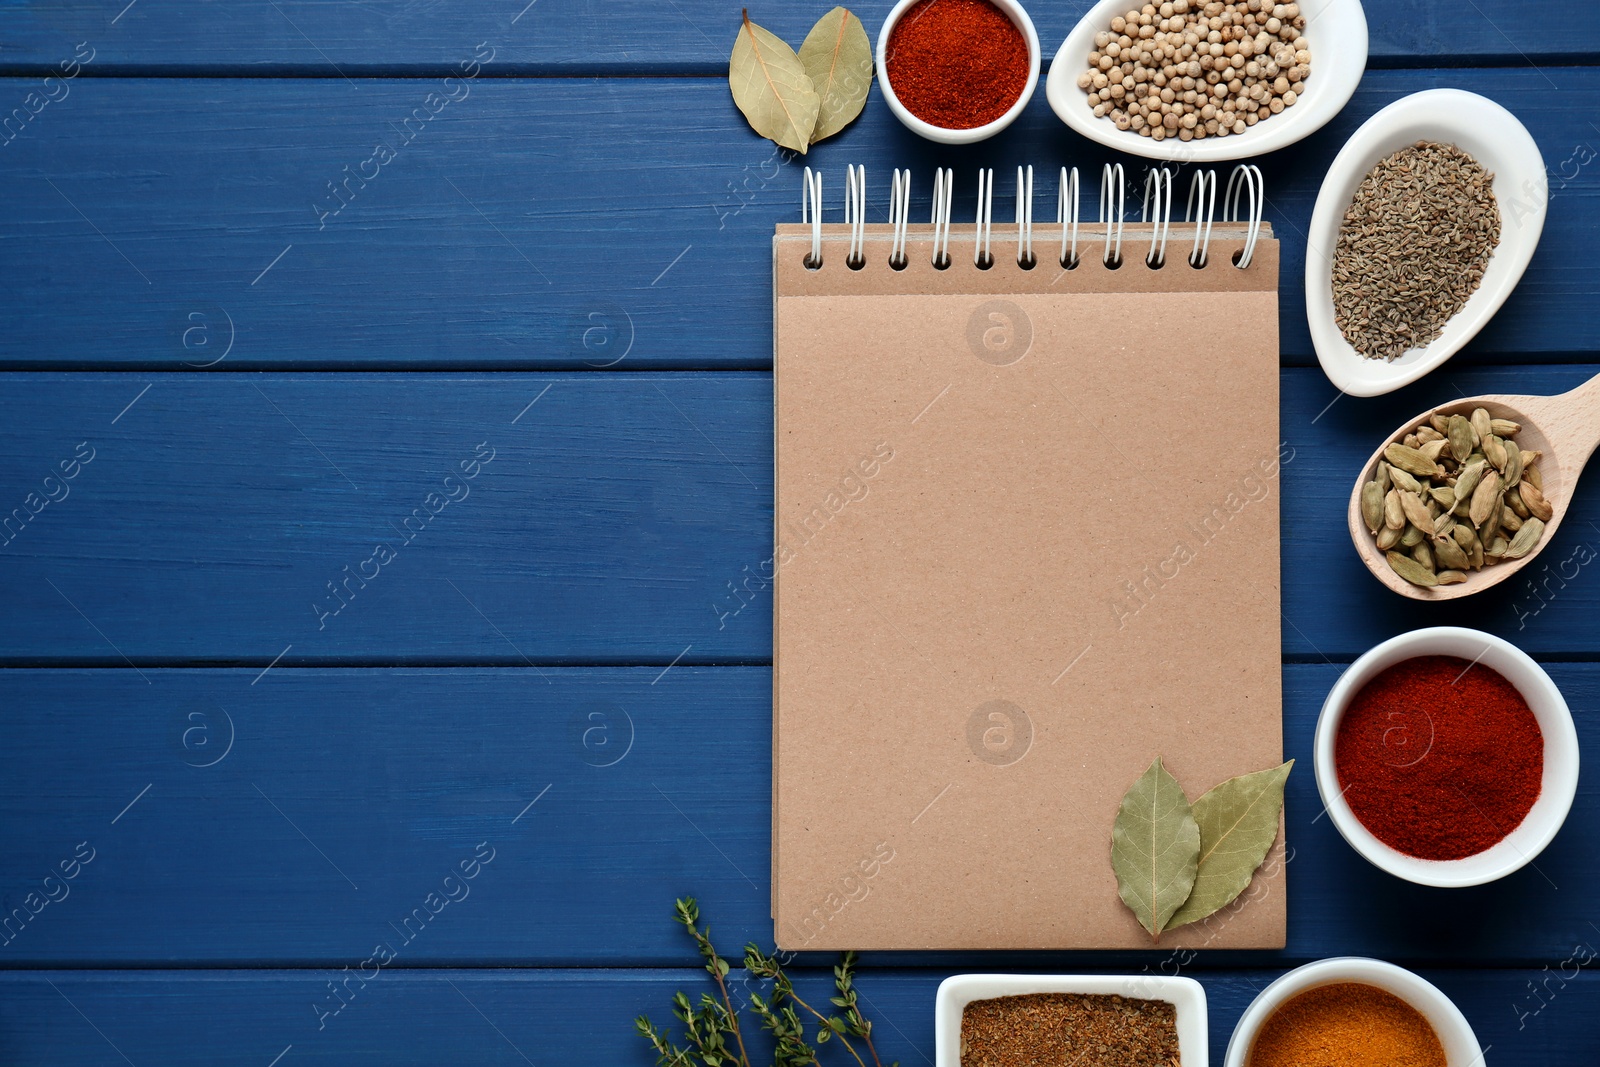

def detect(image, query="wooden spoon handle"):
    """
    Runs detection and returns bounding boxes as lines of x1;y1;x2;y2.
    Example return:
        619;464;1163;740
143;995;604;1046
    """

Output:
1518;369;1600;470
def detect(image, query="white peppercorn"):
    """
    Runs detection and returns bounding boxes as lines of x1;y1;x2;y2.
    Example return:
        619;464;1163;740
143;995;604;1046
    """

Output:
1083;0;1309;140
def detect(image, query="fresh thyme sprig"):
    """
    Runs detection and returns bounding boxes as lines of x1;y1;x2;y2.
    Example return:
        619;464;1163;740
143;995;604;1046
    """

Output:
633;898;898;1067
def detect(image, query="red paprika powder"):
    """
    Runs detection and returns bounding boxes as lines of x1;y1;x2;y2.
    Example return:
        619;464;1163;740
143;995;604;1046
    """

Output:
885;0;1030;129
1335;655;1543;860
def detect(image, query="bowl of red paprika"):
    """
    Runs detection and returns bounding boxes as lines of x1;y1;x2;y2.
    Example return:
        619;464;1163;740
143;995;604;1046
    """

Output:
877;0;1042;144
1313;626;1579;887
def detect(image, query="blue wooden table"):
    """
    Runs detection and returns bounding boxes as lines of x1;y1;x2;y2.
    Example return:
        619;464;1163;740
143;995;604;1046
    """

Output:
2;2;1598;1063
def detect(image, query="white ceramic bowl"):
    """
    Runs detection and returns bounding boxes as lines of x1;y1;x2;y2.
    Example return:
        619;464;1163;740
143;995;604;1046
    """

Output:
935;973;1208;1067
1224;958;1482;1067
1045;0;1367;162
1314;626;1578;887
1307;88;1548;396
876;0;1041;144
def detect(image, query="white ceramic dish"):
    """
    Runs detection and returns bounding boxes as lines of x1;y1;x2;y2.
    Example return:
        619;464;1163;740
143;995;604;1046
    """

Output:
935;973;1208;1067
1307;88;1548;396
1045;0;1367;162
1224;958;1482;1067
876;0;1041;144
1314;626;1578;887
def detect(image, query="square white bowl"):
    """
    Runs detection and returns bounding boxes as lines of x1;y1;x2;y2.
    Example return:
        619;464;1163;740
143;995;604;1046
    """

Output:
935;973;1208;1067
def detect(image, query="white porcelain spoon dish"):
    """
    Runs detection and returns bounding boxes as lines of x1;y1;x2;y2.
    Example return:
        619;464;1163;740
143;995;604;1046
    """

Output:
1308;89;1548;397
1348;371;1600;600
1045;0;1367;163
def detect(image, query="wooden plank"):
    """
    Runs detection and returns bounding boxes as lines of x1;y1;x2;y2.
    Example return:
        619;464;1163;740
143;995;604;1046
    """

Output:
0;373;773;663
1;70;1597;368
1;0;1592;73
0;966;1593;1066
5;368;1600;661
3;665;1598;966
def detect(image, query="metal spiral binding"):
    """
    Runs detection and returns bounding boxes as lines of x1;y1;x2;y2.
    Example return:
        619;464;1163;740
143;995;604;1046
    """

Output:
794;167;1263;271
931;167;954;269
1142;167;1174;268
801;166;823;269
1100;163;1125;268
845;164;867;270
1186;170;1217;268
974;168;995;269
1225;164;1265;269
1016;165;1035;269
889;168;912;270
1058;166;1080;270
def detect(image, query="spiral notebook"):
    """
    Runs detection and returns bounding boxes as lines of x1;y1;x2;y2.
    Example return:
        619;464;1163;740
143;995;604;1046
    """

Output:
772;165;1286;950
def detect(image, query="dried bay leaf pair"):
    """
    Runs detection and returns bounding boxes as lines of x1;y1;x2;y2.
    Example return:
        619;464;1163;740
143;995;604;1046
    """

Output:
730;7;871;153
1111;757;1294;940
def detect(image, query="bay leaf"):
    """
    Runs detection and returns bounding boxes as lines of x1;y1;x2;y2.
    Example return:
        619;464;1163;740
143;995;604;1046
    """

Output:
729;10;820;154
1167;761;1293;931
797;6;872;145
1111;757;1200;939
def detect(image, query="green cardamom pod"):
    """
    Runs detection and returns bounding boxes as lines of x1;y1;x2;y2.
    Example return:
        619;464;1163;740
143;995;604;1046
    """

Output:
1470;472;1501;527
1400;492;1435;536
1384;488;1405;530
1412;540;1435;571
1429;412;1451;435
1490;418;1521;437
1520;480;1554;522
1387;550;1440;588
1385;443;1443;479
1428;486;1456;510
1436;570;1469;584
1376;462;1393;495
1502;443;1523;490
1433;535;1470;572
1361;480;1384;534
1377;525;1402;551
1389;467;1422;495
1470;407;1493;444
1447;414;1475;462
1453;460;1485;505
1401;523;1426;548
1504;517;1545;559
1483;433;1508;471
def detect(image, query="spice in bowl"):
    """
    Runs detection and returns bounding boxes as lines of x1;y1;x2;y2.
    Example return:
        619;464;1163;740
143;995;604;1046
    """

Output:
1359;407;1549;587
1248;983;1445;1067
961;993;1179;1067
1076;1;1310;142
1334;142;1501;361
1335;655;1543;861
885;0;1030;129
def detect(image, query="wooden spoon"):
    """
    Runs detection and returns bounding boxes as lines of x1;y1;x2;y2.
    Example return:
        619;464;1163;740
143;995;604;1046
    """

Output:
1348;371;1600;600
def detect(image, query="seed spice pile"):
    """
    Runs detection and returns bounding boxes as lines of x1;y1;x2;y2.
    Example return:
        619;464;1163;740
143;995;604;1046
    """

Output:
1360;407;1551;587
960;993;1179;1067
1333;142;1502;361
1077;1;1310;142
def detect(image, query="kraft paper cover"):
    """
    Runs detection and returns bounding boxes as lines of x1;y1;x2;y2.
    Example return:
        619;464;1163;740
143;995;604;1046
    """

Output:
772;223;1285;950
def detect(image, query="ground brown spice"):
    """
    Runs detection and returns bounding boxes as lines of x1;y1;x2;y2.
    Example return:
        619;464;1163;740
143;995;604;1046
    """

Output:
960;993;1179;1067
1248;983;1447;1067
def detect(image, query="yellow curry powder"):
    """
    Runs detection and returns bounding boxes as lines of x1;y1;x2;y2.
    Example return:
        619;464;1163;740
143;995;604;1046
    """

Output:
1249;983;1447;1067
